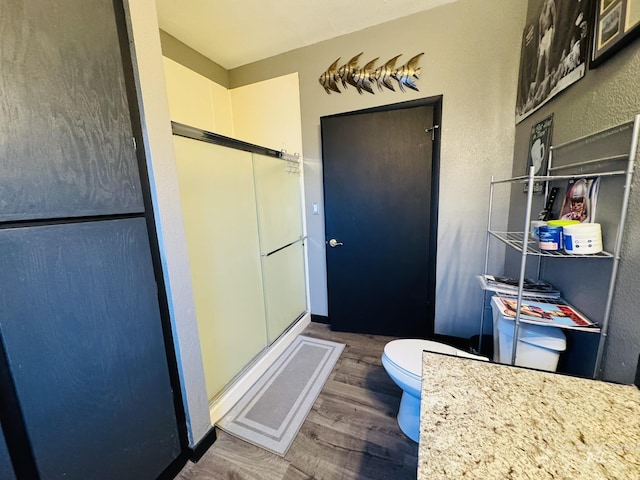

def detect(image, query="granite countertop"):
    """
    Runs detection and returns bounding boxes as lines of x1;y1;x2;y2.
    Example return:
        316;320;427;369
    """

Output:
418;352;640;479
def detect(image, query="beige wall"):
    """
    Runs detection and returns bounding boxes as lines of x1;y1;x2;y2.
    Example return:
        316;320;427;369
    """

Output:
162;56;234;135
231;0;527;337
162;57;303;155
124;0;211;447
230;73;303;154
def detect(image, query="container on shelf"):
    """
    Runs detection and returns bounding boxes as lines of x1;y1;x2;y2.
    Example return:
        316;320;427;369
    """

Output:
491;296;566;372
563;223;603;254
547;220;580;227
538;225;563;251
529;221;547;240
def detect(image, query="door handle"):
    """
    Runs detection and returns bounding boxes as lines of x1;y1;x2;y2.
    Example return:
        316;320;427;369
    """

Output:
328;238;344;248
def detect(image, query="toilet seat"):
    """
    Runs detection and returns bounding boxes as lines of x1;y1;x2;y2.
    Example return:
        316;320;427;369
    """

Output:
384;339;464;377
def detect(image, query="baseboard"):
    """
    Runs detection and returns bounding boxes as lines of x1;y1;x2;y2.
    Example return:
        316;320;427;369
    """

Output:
311;314;329;324
208;312;311;425
157;422;217;478
157;451;189;480
187;426;217;462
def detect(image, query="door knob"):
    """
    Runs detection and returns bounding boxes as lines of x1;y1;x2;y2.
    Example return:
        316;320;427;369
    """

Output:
328;238;344;248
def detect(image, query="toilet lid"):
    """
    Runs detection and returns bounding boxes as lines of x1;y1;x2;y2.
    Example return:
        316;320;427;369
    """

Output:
384;339;461;376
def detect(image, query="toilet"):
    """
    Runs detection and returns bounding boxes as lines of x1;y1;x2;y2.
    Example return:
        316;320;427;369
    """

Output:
381;339;488;442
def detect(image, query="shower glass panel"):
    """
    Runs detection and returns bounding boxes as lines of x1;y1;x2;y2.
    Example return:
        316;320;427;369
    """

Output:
173;136;268;401
252;152;306;343
252;153;304;253
172;134;307;403
261;241;307;343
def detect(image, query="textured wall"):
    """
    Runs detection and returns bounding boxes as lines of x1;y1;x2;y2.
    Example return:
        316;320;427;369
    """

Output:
231;0;527;338
510;2;640;383
160;30;229;88
124;0;212;446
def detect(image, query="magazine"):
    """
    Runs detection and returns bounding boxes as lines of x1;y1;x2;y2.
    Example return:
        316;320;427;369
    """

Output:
558;177;600;223
477;275;560;298
494;294;598;331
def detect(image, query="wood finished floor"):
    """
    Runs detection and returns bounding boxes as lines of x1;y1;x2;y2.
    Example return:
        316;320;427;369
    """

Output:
176;322;418;480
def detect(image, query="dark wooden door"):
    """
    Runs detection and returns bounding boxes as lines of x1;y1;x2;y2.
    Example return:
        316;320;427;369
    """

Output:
321;101;439;337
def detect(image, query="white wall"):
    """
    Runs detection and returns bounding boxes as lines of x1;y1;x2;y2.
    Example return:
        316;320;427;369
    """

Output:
231;0;527;338
123;0;211;447
231;73;303;155
162;57;303;157
162;56;234;136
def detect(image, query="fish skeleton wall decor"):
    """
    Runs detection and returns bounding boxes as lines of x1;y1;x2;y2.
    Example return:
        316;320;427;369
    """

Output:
319;53;424;95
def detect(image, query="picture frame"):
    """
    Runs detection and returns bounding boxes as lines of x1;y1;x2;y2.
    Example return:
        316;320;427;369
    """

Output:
591;0;640;67
524;114;554;194
558;177;600;223
515;1;592;123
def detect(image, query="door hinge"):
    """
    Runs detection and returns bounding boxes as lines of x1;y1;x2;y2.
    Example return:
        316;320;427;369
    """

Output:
132;137;137;151
425;125;440;141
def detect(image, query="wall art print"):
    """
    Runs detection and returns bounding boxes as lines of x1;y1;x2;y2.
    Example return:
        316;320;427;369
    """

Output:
515;0;593;123
318;53;423;95
524;113;554;194
591;0;640;66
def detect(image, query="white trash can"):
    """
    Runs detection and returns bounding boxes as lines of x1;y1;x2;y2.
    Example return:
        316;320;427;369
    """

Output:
491;296;567;372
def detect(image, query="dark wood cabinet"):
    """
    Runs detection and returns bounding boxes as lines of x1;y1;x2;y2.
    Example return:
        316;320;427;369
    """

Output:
0;428;16;480
0;0;183;478
0;0;144;221
0;220;180;479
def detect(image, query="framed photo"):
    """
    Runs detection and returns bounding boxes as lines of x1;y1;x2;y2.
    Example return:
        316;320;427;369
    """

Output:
559;177;600;223
524;114;554;194
592;0;640;67
515;0;593;123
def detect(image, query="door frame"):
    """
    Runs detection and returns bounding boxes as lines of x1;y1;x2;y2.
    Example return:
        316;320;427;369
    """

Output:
321;95;442;337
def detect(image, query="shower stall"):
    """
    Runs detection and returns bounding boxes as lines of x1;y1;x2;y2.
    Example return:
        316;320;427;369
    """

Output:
171;123;308;406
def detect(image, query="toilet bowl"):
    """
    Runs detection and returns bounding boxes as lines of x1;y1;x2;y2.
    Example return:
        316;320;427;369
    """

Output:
382;339;488;442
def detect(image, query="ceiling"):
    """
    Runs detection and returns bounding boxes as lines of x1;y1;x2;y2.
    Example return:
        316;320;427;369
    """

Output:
155;0;456;70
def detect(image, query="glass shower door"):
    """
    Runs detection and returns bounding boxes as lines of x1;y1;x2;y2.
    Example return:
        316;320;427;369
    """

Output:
253;153;307;343
173;136;268;401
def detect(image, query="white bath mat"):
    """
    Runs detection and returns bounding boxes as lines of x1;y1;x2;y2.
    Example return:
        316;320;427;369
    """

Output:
217;335;344;456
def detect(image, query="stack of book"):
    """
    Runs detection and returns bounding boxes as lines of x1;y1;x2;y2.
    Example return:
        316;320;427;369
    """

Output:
477;274;560;298
478;275;598;331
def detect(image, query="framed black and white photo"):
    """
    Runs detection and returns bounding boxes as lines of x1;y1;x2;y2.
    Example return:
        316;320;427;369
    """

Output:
592;0;640;67
524;114;554;194
515;0;593;123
